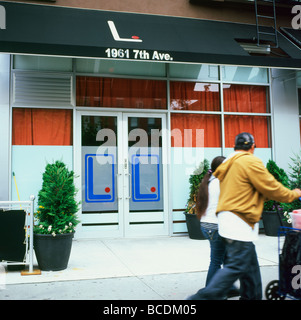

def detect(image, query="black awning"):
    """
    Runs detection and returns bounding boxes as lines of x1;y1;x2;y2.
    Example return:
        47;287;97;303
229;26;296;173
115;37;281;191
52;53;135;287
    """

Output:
0;1;301;68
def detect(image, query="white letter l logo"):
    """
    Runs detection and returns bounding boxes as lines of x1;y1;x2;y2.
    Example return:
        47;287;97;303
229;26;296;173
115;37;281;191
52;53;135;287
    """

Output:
108;21;142;42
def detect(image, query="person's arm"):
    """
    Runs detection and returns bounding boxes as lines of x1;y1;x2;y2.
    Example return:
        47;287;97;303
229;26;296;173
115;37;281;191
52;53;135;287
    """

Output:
247;159;301;203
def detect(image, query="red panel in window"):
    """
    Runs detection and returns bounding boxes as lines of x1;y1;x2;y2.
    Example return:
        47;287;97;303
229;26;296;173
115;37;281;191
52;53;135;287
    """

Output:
223;84;269;113
171;113;221;148
12;108;73;146
76;76;167;109
224;115;270;148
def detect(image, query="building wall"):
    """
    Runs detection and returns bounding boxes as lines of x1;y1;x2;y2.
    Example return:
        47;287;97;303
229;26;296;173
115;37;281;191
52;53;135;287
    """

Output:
271;68;300;173
0;54;10;201
8;0;293;27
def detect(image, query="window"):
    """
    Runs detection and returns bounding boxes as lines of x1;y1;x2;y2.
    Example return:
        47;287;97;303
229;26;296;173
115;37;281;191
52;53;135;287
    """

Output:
12;108;73;145
169;63;219;81
224;115;271;148
76;76;167;109
298;88;301;116
221;66;268;84
298;88;301;140
171;113;221;148
13;55;73;72
223;84;270;113
223;84;271;148
170;81;220;111
76;58;166;77
170;81;271;148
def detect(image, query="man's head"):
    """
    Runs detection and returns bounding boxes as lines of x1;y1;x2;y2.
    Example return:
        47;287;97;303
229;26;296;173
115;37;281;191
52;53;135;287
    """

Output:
234;132;255;152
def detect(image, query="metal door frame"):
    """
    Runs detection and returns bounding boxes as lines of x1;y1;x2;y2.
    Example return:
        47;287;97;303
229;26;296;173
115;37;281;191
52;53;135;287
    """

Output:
122;112;169;237
75;110;169;238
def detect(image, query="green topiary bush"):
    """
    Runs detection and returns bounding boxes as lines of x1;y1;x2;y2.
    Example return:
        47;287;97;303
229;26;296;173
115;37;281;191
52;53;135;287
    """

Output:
34;160;80;236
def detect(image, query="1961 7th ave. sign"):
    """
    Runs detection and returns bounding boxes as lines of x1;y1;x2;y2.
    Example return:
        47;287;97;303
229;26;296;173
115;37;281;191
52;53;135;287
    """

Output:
105;48;174;61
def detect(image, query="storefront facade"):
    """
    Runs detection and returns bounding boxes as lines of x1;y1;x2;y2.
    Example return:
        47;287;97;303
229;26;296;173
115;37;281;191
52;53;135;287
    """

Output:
1;1;301;238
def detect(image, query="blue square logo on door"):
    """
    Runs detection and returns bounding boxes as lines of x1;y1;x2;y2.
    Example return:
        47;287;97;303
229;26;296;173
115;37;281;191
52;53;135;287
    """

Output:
85;154;115;203
131;154;160;202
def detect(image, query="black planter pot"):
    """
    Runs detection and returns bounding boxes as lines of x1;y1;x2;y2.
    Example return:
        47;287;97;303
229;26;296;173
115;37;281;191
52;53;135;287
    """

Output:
184;212;205;240
34;233;74;271
262;211;283;237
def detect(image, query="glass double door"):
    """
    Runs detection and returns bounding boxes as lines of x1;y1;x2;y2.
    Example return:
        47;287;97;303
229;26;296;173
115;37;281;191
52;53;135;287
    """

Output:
77;111;168;238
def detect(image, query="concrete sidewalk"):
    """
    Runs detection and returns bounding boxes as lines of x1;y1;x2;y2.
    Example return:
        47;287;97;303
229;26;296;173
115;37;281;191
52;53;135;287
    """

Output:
0;234;281;300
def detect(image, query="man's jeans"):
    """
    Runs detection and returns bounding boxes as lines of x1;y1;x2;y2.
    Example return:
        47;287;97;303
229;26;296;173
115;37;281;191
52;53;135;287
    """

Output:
188;239;262;300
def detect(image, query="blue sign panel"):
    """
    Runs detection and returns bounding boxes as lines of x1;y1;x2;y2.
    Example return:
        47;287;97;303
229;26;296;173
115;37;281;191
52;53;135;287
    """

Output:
131;154;160;202
85;154;115;203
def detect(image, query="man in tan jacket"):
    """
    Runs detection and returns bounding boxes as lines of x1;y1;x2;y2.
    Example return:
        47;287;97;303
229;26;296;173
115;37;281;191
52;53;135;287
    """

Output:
187;132;301;300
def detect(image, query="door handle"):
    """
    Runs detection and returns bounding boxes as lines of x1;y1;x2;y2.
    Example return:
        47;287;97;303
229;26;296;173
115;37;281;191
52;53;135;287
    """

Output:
126;173;132;199
116;173;122;200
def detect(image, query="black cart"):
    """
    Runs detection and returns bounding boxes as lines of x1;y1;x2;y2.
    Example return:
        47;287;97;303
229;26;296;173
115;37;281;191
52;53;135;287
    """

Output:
265;226;301;300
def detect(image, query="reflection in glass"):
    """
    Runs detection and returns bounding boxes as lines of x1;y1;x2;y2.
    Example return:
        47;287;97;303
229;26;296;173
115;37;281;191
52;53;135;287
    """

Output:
222;66;268;84
82;116;117;147
169;63;219;80
81;116;118;214
170;81;220;111
128;117;164;213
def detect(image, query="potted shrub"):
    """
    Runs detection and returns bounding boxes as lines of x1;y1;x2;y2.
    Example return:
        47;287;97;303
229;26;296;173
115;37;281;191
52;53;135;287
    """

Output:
33;161;80;271
280;151;301;227
262;160;289;236
183;159;209;240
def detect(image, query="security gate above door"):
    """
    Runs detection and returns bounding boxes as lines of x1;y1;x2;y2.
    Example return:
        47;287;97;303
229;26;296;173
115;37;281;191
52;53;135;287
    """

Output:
77;111;168;238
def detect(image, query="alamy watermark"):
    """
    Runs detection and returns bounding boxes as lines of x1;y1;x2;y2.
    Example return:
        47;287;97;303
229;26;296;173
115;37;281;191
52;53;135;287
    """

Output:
292;5;301;30
0;264;6;290
0;5;5;30
94;128;205;175
291;265;301;290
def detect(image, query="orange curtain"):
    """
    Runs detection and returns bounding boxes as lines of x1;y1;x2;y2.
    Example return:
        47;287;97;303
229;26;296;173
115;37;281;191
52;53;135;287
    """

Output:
170;81;220;111
171;113;221;147
223;84;270;148
76;76;167;109
224;115;270;148
223;84;269;113
12;108;73;145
